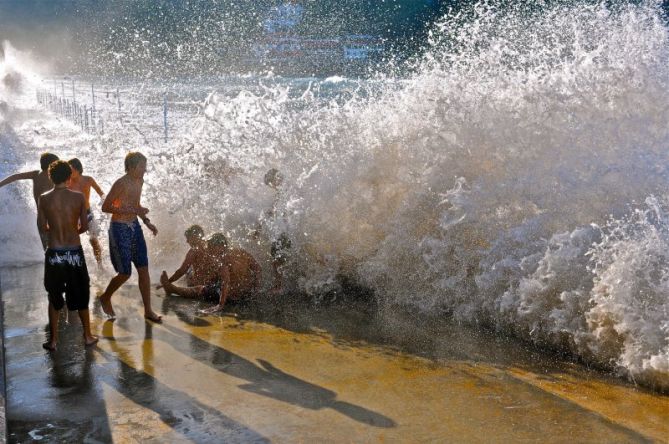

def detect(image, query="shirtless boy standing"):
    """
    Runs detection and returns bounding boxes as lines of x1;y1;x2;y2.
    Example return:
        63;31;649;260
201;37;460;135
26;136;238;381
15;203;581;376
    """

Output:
37;160;98;350
67;158;106;265
0;152;59;249
99;152;162;322
160;233;261;313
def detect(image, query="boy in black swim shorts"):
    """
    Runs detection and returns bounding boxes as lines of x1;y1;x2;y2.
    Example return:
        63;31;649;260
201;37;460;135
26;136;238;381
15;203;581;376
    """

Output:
37;160;98;350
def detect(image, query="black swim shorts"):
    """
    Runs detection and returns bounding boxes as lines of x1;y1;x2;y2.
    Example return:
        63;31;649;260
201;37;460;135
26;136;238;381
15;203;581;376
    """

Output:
44;247;90;311
200;281;221;302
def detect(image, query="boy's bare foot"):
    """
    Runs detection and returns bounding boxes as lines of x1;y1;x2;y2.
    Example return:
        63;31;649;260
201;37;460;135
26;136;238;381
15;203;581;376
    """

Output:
42;341;57;351
159;271;171;296
100;295;116;320
84;335;99;346
144;312;162;323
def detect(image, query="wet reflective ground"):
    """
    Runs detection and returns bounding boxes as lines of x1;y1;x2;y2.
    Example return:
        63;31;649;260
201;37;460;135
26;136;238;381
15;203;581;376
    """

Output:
1;265;667;443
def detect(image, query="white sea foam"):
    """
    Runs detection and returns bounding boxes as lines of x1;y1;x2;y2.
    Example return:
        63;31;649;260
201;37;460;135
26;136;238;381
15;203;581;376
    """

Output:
0;2;668;389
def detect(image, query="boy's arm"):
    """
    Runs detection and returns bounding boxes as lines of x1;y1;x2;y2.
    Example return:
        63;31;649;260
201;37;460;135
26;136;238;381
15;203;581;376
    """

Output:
216;263;231;308
202;263;231;313
142;219;158;236
78;194;89;234
163;250;194;285
137;190;158;235
89;177;105;198
37;195;48;233
0;171;39;188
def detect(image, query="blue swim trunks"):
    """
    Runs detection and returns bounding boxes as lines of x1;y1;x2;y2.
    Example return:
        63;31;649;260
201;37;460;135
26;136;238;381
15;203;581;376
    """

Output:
108;220;148;275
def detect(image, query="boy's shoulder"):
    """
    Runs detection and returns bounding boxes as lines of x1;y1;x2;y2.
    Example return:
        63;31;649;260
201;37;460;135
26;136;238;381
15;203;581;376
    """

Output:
112;174;130;186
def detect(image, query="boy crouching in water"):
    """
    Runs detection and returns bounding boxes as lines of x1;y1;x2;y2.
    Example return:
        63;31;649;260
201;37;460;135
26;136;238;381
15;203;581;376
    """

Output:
38;160;98;350
99;152;162;322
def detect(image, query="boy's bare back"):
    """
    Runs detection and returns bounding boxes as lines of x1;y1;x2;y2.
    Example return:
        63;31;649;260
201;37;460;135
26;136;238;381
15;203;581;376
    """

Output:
32;171;54;205
68;175;99;209
38;189;87;249
223;248;260;293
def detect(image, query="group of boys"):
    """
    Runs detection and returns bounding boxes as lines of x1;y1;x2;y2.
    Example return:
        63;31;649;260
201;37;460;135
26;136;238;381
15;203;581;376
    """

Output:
158;227;261;315
1;151;161;350
0;151;277;350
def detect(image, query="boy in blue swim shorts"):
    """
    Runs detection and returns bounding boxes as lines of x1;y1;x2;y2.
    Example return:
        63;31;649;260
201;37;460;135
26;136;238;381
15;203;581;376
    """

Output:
99;152;162;322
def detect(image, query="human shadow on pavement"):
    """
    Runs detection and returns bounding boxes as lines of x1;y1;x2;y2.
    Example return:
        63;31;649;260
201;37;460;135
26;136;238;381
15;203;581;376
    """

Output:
98;320;270;443
139;315;395;428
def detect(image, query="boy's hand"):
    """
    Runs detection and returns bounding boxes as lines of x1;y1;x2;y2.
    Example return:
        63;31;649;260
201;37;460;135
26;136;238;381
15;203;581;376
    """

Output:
146;222;158;236
200;304;225;315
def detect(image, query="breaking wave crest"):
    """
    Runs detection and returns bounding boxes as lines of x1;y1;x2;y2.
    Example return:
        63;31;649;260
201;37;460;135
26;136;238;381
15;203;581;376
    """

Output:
1;2;668;389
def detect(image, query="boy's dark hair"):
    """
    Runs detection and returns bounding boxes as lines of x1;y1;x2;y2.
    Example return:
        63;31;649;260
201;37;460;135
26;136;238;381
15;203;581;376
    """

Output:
125;152;147;172
68;158;83;173
184;224;205;239
40;152;59;172
48;160;72;185
207;233;228;249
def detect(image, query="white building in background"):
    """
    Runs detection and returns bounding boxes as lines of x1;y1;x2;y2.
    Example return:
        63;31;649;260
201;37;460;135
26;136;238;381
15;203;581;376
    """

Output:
263;2;304;34
251;2;384;75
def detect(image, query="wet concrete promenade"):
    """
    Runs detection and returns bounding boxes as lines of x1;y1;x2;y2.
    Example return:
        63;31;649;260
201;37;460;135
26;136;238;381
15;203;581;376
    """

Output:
1;265;668;443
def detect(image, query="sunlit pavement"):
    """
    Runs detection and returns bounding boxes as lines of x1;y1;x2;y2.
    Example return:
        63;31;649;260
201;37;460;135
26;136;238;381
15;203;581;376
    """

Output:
1;265;667;443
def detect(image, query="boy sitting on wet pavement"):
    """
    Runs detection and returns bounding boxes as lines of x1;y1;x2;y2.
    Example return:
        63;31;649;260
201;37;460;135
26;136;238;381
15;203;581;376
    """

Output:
157;224;208;289
159;233;261;313
37;160;98;350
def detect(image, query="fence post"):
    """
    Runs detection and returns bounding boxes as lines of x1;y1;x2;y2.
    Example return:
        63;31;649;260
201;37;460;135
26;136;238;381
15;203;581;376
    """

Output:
72;79;76;102
116;87;121;122
163;92;168;143
91;83;96;112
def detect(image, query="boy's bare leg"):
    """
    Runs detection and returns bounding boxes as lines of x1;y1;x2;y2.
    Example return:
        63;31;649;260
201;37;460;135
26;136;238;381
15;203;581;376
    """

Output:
77;309;99;346
43;302;59;350
99;273;130;319
90;238;102;266
138;266;162;322
160;271;203;298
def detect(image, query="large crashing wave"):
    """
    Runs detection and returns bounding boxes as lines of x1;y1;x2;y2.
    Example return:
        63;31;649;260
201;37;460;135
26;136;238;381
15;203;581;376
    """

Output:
1;2;667;389
175;1;669;389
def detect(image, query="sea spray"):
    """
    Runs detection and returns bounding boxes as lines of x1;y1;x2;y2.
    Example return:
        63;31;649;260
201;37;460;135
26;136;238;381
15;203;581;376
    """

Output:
0;2;668;389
